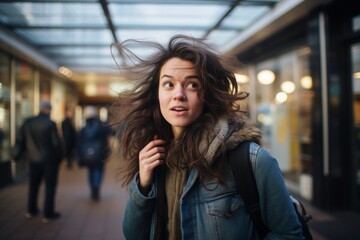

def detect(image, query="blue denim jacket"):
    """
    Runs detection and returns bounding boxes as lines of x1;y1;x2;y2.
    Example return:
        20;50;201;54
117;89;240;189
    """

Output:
123;142;304;240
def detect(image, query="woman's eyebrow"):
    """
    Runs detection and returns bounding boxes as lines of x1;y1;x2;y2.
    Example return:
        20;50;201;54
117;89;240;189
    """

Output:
160;74;199;80
160;74;173;79
186;75;200;80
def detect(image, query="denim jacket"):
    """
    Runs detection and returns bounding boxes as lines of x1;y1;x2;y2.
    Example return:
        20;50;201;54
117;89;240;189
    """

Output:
123;142;304;240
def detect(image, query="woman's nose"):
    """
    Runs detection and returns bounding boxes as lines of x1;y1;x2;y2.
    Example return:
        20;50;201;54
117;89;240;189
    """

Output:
173;87;186;101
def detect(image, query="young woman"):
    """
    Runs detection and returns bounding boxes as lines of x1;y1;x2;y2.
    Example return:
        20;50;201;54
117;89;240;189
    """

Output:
112;35;304;239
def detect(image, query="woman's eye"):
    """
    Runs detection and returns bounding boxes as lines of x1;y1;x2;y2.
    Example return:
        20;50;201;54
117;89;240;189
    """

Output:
162;82;173;88
187;81;200;89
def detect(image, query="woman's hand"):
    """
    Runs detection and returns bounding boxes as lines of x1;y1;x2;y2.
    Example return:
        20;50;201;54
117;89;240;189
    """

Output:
138;135;166;193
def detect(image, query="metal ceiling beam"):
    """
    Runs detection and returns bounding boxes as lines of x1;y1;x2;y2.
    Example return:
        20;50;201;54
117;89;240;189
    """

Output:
47;54;134;60
0;26;59;74
222;0;334;56
4;25;239;31
37;43;112;48
202;0;278;38
99;0;118;43
0;0;278;4
203;0;242;38
0;0;98;3
4;26;110;30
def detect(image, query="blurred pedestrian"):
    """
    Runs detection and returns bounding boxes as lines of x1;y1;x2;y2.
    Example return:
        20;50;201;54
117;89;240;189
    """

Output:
77;106;112;201
61;108;76;169
112;35;304;239
13;100;63;223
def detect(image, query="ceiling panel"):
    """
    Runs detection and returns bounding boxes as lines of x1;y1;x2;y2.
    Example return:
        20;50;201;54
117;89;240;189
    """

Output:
0;0;281;77
0;2;106;27
220;5;270;29
15;29;113;45
42;46;113;57
109;3;228;28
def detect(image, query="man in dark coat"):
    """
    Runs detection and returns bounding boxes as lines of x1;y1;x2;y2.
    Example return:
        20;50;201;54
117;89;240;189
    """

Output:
61;109;76;169
14;100;63;223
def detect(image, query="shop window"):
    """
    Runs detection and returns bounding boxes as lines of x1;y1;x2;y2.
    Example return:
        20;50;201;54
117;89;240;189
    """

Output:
0;51;10;162
15;60;34;129
351;43;360;210
352;15;360;32
14;60;34;178
253;47;313;199
40;72;51;100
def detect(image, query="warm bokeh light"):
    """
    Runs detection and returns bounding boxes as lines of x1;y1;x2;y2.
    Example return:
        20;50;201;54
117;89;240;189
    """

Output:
300;75;313;89
109;82;134;95
275;91;287;104
85;83;97;96
235;73;249;84
257;70;275;85
353;72;360;79
281;81;296;93
59;66;72;78
257;113;272;125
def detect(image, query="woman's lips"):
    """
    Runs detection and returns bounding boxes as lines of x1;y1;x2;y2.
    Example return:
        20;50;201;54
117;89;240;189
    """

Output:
170;106;188;115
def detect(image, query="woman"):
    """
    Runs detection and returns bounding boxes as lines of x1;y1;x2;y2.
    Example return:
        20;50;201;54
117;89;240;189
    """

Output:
112;35;304;239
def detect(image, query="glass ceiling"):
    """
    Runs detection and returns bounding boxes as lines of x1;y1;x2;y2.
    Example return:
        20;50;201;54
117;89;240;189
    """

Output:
0;0;281;75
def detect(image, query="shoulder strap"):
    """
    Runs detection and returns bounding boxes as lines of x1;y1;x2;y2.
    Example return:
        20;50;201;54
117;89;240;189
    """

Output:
228;141;270;239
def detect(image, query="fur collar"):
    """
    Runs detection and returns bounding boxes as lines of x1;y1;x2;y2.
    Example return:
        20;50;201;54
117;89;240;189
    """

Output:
199;115;262;164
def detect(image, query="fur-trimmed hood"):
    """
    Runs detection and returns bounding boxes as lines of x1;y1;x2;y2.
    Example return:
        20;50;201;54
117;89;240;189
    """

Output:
199;114;262;164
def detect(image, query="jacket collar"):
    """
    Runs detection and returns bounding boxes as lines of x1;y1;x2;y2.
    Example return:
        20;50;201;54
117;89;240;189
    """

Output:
199;115;261;165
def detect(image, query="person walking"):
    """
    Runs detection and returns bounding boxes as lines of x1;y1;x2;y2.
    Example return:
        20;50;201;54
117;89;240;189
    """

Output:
111;35;305;239
13;100;63;223
61;108;76;169
77;106;112;201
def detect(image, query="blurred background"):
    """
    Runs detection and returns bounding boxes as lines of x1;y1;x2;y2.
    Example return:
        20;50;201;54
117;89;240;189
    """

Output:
0;0;359;239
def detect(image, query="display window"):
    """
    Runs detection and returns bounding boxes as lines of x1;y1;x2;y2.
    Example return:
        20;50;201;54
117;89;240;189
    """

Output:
252;46;313;200
0;51;10;162
351;42;360;210
14;60;34;178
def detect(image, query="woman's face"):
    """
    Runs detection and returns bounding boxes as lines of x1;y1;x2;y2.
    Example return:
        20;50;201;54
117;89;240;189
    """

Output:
158;57;204;137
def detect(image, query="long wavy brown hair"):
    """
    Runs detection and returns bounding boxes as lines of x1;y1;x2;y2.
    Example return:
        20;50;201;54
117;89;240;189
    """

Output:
111;34;248;187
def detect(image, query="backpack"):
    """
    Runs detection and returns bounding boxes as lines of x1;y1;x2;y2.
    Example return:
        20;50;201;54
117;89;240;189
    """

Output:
228;141;313;240
78;140;103;166
78;121;105;166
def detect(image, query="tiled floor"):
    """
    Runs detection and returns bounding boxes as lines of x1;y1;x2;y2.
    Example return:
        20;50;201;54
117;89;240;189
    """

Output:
1;147;360;240
0;149;128;240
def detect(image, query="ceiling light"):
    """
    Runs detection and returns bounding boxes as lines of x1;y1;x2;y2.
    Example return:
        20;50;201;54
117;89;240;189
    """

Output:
59;66;72;78
257;70;275;85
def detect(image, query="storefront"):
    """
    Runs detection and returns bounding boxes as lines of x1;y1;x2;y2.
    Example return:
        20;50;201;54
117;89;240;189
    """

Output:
235;0;360;212
351;42;360;212
0;51;11;187
0;49;78;187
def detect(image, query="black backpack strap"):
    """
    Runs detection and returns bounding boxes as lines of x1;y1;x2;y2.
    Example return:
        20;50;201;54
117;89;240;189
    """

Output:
228;141;270;239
